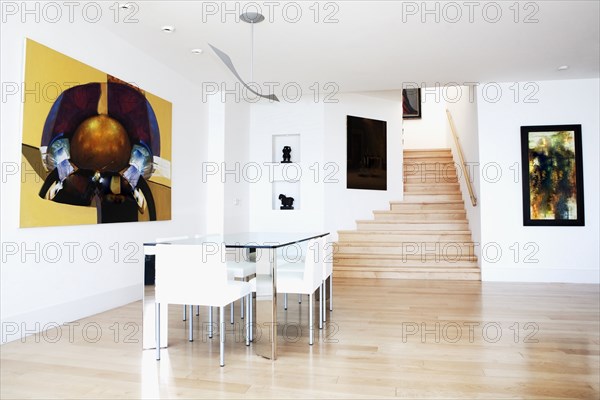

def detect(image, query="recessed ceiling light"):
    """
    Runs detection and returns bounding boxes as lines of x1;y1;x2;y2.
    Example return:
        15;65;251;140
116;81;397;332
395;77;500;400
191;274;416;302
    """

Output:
120;3;131;9
191;48;203;54
558;65;569;71
161;26;175;33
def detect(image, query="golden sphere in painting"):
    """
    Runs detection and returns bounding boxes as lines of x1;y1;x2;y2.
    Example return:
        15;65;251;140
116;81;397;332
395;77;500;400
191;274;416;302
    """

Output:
70;115;131;172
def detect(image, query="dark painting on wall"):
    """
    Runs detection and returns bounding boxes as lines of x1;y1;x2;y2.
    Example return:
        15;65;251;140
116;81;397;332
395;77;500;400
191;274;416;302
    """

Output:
402;88;421;119
520;124;584;226
347;115;387;190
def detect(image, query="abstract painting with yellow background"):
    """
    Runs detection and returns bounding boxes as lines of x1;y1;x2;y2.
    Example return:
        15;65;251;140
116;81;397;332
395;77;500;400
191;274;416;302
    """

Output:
20;39;172;228
520;124;584;226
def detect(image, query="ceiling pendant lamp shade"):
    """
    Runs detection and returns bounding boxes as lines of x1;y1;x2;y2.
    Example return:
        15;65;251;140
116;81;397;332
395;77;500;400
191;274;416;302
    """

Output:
209;12;279;102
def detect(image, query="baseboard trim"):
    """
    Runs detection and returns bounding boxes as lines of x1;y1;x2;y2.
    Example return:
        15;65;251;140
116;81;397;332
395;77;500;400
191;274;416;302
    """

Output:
482;267;600;284
1;284;141;344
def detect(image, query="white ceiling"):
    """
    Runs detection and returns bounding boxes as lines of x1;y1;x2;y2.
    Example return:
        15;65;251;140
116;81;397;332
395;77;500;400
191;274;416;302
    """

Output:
102;1;600;94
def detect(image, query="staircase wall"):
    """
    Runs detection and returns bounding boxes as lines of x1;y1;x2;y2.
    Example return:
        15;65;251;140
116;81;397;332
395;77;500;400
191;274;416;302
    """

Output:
446;87;482;262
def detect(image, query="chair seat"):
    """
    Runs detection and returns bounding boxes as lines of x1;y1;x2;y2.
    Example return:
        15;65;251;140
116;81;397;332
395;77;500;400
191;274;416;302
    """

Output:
166;281;252;308
278;261;304;273
277;270;312;294
226;261;256;279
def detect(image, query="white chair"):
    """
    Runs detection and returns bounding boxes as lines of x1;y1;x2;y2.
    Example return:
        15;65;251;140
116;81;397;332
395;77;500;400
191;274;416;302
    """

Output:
154;236;192;321
225;248;256;324
154;243;252;367
277;242;307;309
278;238;333;325
259;238;323;345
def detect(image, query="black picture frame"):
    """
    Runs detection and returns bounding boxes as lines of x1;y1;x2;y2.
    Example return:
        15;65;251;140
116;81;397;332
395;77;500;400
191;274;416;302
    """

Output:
346;115;387;191
402;88;421;119
520;124;584;226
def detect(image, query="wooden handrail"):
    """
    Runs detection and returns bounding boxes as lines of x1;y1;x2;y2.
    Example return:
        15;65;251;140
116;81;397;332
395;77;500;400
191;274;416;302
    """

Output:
446;109;477;207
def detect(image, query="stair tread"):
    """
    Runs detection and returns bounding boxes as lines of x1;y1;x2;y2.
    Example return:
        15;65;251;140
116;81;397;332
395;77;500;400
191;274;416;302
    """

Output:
336;242;476;246
357;219;467;223
375;212;467;215
335;266;480;272
340;229;471;233
390;200;464;204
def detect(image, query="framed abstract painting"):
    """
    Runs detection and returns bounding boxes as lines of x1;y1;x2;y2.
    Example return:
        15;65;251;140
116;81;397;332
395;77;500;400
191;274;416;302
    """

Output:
20;39;172;228
520;124;584;226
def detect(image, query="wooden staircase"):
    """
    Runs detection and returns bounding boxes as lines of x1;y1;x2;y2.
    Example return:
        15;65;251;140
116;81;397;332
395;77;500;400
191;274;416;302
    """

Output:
334;148;480;280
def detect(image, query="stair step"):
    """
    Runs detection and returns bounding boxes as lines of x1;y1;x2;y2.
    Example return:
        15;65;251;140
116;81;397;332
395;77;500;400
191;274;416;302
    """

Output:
390;202;465;211
338;230;472;242
403;149;452;157
356;220;469;231
403;189;462;195
404;176;460;184
335;258;478;268
335;242;477;256
334;268;481;280
334;252;477;261
403;159;455;166
373;211;467;221
403;194;463;201
404;183;460;188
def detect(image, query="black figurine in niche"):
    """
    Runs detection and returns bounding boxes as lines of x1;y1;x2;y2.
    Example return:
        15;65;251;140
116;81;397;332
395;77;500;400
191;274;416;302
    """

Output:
282;146;292;163
278;194;294;210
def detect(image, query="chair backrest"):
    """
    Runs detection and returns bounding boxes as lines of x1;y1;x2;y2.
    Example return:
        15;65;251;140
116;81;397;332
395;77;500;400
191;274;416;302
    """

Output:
278;240;308;263
155;243;228;305
322;237;333;278
302;238;323;290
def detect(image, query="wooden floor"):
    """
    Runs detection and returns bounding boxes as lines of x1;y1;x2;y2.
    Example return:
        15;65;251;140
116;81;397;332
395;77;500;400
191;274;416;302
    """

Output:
2;279;599;399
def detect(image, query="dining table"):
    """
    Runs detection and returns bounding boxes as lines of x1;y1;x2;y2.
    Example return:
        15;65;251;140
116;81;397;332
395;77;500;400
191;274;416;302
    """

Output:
143;231;330;360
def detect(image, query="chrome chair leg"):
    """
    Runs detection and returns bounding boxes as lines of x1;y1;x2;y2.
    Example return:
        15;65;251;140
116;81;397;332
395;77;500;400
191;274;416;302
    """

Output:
219;306;225;367
155;302;161;360
183;304;186;321
240;297;244;319
249;294;253;342
196;305;200;316
322;281;327;322
284;293;288;310
309;293;314;345
230;301;234;324
189;305;193;341
318;284;323;329
245;295;250;346
208;306;213;338
330;275;333;312
299;294;302;304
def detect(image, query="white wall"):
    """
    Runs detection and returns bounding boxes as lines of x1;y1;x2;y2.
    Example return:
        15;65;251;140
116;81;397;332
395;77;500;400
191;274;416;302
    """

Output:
205;96;225;234
403;86;449;149
1;19;208;343
446;86;482;261
324;93;404;240
224;101;250;233
477;79;599;283
248;93;403;239
248;98;325;233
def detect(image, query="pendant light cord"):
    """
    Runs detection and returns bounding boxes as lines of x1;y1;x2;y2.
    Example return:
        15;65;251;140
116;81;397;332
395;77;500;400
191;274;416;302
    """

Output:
250;20;254;84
